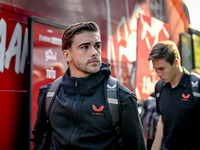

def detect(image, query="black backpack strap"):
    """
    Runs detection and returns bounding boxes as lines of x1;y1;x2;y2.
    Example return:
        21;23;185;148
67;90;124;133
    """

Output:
155;79;164;102
45;76;62;118
155;79;164;113
106;76;124;147
190;73;200;107
39;76;62;150
107;76;120;125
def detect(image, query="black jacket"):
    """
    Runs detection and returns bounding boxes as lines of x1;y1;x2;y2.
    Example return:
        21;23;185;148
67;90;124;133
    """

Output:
31;63;146;150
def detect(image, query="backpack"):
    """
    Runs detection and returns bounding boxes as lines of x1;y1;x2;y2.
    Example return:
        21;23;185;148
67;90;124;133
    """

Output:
140;93;159;140
39;76;124;149
155;73;200;108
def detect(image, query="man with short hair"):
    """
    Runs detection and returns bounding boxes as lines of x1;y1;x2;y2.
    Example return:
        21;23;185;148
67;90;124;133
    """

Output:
31;21;146;150
148;40;200;150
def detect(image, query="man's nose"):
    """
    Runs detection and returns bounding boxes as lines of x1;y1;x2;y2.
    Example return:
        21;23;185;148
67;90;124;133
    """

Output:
157;70;162;77
91;47;98;57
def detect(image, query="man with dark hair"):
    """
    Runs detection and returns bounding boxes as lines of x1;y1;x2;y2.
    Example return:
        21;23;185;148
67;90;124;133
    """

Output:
31;21;146;150
148;40;200;150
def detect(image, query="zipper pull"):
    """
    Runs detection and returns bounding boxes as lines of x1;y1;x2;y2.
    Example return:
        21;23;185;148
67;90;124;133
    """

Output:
75;81;78;87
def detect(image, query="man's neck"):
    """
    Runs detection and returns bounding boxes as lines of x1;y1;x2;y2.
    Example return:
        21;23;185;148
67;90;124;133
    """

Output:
170;66;184;89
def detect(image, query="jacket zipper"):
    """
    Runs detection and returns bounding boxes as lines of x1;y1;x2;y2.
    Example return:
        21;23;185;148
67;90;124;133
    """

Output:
69;79;80;146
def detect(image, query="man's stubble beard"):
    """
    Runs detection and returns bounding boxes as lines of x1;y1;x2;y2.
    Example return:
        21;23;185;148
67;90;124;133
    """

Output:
72;57;101;74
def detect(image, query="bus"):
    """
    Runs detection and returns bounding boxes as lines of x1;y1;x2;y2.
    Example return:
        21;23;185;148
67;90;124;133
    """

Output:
0;0;192;149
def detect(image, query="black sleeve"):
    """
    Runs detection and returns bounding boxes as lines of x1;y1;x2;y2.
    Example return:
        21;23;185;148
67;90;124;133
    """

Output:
155;80;163;114
155;96;161;114
119;84;146;150
31;84;51;150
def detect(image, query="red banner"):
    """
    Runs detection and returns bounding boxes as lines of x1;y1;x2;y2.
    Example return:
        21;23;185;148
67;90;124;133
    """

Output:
136;14;169;100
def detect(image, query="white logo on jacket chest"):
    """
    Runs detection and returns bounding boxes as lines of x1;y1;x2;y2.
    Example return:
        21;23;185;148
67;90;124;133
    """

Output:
107;84;116;91
191;81;198;87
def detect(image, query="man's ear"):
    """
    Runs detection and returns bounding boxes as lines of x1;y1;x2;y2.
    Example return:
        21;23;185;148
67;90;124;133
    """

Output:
62;50;71;63
175;58;179;67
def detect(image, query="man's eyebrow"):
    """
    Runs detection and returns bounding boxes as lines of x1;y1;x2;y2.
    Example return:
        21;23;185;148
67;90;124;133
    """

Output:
157;66;165;70
77;42;101;48
77;42;90;48
96;42;101;45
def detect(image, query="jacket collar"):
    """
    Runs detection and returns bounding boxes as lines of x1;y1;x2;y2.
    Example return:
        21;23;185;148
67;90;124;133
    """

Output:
61;63;111;95
179;67;190;88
